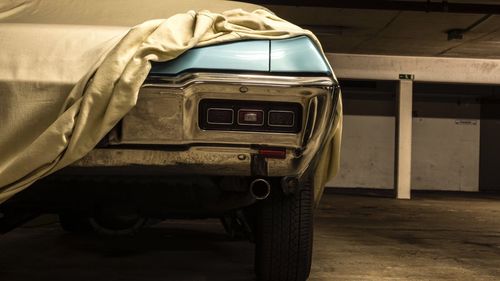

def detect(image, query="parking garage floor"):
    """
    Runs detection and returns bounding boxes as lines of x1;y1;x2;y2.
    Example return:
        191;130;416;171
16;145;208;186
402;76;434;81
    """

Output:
1;190;500;281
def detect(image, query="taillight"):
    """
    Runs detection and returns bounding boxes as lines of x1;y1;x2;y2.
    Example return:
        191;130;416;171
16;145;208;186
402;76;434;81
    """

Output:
258;148;287;159
238;109;264;126
268;110;295;127
199;99;302;133
207;108;234;125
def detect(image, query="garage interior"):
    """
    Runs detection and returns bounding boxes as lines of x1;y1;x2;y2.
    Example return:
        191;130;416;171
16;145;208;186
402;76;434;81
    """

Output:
2;1;500;280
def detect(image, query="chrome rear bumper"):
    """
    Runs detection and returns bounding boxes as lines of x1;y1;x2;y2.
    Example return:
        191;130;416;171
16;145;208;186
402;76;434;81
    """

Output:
72;73;340;178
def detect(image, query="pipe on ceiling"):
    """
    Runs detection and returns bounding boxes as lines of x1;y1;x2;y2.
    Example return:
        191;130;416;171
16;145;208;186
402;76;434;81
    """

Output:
242;1;500;15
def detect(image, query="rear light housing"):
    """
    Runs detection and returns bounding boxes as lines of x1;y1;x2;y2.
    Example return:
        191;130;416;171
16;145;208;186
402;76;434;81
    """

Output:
268;110;295;127
207;108;234;125
199;99;302;133
238;109;264;126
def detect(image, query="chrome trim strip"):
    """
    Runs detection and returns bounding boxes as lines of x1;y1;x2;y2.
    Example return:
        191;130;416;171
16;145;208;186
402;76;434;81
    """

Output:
144;72;336;88
302;85;341;177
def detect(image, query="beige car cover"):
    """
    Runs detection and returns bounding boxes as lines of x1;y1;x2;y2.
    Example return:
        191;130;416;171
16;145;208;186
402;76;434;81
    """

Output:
0;0;342;205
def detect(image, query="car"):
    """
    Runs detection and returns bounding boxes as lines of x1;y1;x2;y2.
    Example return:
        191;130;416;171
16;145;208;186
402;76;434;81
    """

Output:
0;1;341;280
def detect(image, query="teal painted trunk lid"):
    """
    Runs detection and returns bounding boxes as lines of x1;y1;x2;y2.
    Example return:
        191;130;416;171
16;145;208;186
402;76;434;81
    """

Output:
149;36;330;76
270;36;330;74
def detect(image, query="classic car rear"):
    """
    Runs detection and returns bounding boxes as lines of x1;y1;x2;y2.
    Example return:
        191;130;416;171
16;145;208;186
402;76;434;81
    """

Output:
0;1;341;281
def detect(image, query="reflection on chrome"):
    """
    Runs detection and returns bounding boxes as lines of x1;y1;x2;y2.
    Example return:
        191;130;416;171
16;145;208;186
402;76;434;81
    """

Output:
76;72;340;179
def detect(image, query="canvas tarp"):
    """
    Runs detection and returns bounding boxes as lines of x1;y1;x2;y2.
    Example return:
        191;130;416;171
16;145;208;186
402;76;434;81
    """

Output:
0;0;342;205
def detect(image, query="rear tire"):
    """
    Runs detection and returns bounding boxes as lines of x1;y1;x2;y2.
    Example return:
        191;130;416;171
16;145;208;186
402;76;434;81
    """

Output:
254;177;314;281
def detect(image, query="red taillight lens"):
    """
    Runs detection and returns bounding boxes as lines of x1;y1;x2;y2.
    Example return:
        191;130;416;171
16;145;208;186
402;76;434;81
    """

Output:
258;148;287;159
238;109;264;126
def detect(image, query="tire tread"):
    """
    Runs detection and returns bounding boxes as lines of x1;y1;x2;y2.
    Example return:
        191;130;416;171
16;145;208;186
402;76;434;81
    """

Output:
255;177;314;281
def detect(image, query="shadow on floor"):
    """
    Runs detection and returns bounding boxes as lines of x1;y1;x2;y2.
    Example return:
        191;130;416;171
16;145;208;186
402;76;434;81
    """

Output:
0;220;255;281
2;191;500;281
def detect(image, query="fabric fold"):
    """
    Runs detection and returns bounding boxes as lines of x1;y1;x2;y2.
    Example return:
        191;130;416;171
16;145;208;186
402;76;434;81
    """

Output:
0;8;342;204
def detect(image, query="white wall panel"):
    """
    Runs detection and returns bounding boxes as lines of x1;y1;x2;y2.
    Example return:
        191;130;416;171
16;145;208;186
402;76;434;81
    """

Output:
327;115;395;189
327;82;482;192
411;117;480;191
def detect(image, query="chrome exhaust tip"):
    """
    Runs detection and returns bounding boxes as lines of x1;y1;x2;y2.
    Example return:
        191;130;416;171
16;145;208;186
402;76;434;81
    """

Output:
250;178;271;200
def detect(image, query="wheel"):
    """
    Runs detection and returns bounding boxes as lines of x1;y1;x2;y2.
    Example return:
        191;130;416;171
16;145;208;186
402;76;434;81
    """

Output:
88;204;146;236
254;177;314;281
58;212;93;233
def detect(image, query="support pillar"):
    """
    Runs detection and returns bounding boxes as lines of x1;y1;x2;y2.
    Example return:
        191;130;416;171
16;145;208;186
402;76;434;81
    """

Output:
395;75;413;199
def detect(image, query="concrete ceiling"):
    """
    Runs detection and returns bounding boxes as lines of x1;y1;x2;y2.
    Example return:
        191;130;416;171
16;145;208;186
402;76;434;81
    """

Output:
256;2;500;59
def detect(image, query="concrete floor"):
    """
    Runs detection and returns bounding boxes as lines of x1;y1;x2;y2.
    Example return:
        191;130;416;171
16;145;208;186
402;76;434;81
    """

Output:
1;190;500;281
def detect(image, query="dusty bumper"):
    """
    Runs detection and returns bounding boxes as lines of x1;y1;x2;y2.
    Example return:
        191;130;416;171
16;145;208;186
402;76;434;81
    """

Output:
71;73;340;179
72;146;304;177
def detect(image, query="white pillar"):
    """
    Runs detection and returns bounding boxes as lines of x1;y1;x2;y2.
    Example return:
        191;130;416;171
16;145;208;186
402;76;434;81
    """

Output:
395;76;413;199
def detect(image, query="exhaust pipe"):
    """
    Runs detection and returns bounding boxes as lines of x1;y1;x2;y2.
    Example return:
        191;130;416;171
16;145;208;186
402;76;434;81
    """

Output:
250;179;271;200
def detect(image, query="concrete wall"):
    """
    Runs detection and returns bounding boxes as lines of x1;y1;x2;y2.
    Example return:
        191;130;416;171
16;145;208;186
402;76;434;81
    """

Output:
327;81;486;191
411;85;482;191
329;114;396;189
328;81;396;189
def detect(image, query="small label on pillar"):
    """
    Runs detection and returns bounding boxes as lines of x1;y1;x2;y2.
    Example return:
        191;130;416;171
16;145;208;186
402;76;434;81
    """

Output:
399;74;415;80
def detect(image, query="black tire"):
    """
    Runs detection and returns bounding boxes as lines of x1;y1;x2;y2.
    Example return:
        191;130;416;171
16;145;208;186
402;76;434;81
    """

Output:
254;177;314;281
58;212;92;233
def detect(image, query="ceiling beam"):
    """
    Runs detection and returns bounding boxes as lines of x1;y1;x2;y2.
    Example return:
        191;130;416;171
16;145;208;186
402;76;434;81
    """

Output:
327;53;500;85
243;1;500;15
